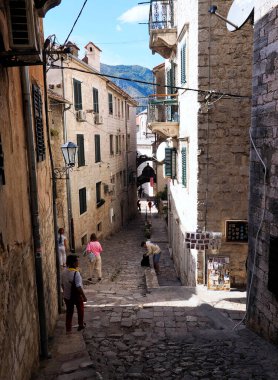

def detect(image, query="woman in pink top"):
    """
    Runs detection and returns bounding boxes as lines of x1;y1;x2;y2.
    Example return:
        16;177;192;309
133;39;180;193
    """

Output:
86;233;103;282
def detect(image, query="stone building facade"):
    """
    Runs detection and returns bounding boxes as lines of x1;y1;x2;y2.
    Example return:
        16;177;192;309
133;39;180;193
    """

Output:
148;0;253;287
47;42;137;252
0;1;62;379
247;1;278;344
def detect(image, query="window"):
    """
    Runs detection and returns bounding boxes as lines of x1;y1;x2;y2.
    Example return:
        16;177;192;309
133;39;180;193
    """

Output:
93;87;99;113
121;101;124;118
95;134;101;163
0;136;5;186
108;93;113;115
32;84;46;162
167;62;176;94
96;181;101;204
118;99;120;117
115;135;119;154
109;135;114;155
164;148;177;178
127;134;130;151
79;187;87;214
77;134;85;167
81;234;87;246
122;135;125;152
180;43;186;84
73;79;82;110
127;104;130;120
181;147;187;187
119;135;121;153
114;96;117;116
97;222;102;232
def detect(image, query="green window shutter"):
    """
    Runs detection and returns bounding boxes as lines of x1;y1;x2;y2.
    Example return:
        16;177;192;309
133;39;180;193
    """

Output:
32;84;45;162
181;43;186;84
95;134;101;163
181;147;187;187
93;87;99;113
164;148;176;178
73;79;82;110
77;134;85;167
79;187;87;214
165;148;172;177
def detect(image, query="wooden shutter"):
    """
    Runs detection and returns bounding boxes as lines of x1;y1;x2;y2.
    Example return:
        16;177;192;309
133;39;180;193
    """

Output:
181;43;186;84
79;187;87;214
181;147;187;187
77;134;85;166
95;134;101;163
96;182;101;203
108;93;113;114
32;84;45;162
0;136;5;185
93;87;99;113
73;79;82;110
164;148;176;178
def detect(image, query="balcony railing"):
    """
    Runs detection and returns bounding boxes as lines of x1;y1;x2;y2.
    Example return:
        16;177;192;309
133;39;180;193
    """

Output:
149;0;174;32
148;0;177;58
147;95;179;138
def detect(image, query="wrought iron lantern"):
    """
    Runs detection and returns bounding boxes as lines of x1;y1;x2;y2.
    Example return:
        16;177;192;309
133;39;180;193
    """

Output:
61;141;78;167
54;141;78;179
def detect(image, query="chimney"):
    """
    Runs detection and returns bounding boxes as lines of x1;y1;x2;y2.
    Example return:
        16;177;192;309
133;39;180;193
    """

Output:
83;42;102;72
66;41;80;57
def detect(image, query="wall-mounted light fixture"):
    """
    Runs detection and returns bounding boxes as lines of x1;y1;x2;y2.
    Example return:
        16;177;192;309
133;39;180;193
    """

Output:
53;141;78;179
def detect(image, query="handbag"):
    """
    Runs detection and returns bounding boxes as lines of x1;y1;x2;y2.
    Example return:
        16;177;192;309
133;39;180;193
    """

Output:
88;252;96;263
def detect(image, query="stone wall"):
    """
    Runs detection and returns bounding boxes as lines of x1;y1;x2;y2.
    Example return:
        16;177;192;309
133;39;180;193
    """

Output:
197;0;253;287
247;4;278;344
0;65;58;379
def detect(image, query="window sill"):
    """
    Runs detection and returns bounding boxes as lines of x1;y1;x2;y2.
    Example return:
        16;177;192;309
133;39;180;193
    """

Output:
96;199;105;208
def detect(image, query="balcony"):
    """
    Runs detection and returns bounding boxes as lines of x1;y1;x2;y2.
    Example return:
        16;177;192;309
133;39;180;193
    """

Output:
149;0;177;59
147;95;179;139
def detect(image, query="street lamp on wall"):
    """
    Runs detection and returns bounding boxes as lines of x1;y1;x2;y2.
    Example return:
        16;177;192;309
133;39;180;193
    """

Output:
54;141;78;179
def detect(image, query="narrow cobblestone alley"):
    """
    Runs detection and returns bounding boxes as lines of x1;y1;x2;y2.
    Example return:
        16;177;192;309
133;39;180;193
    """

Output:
34;207;278;380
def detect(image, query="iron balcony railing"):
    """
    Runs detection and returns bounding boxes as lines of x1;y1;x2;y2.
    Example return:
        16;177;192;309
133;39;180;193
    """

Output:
148;95;179;124
149;0;175;32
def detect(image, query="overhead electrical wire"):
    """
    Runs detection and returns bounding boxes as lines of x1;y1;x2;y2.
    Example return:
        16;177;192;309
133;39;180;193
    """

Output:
48;64;251;100
63;0;88;46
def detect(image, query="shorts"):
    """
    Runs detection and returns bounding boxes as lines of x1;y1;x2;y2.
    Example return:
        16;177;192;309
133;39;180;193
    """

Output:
153;253;161;263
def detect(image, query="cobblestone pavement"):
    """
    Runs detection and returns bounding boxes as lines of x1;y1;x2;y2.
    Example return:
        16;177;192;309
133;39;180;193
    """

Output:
34;207;278;380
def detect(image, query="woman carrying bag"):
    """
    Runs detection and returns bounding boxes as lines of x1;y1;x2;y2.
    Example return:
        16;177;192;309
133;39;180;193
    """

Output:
85;233;103;282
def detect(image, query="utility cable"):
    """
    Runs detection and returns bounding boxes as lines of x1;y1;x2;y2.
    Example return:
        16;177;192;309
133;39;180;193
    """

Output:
233;128;267;330
63;0;88;46
48;64;251;100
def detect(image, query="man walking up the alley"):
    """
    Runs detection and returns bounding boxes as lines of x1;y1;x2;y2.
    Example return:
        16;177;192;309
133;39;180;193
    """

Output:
62;254;87;333
141;241;161;275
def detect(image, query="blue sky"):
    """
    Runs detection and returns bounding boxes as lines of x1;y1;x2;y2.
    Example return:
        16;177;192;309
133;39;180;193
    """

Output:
44;0;163;69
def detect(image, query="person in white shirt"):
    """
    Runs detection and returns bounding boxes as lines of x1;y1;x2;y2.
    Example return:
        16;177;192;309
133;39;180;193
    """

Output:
141;241;161;275
58;227;67;267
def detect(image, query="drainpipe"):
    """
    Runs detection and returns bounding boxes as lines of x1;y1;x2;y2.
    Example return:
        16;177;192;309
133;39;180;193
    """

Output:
61;56;75;252
42;44;62;314
20;67;49;358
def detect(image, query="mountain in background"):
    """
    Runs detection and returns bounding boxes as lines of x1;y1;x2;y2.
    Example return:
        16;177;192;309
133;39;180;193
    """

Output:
100;64;155;112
